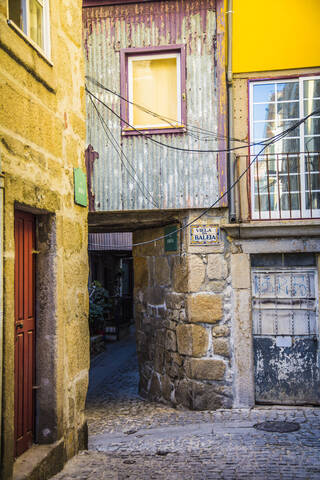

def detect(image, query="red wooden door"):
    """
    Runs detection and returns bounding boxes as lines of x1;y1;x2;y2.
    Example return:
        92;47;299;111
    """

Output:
14;211;36;457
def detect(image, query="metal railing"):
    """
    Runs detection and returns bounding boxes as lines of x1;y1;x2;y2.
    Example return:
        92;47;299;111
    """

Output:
235;152;320;221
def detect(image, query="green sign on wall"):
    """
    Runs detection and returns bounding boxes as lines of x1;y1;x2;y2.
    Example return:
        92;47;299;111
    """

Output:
164;225;178;252
74;168;87;207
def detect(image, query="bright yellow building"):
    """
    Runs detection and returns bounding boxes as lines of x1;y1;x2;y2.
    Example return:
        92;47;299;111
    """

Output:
224;0;320;408
0;1;89;478
233;0;320;73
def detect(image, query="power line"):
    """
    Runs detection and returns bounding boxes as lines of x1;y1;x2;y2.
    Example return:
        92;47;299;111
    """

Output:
86;87;260;153
86;86;320;246
88;95;160;208
88;144;267;248
89;95;159;208
87;87;320;155
86;76;248;144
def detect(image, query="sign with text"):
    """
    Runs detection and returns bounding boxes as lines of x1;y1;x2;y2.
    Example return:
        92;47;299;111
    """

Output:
190;224;220;245
74;168;88;207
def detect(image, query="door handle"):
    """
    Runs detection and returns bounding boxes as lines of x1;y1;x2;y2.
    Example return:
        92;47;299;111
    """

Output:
16;322;23;329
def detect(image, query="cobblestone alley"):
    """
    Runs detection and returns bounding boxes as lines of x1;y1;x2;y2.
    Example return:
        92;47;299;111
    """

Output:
52;331;320;479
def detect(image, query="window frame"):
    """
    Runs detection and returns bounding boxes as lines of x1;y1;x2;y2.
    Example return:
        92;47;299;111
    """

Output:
120;45;186;136
8;0;51;59
249;74;320;219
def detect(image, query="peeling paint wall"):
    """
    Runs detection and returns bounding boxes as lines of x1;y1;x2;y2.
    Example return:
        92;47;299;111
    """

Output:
252;263;320;404
83;0;228;211
227;235;320;408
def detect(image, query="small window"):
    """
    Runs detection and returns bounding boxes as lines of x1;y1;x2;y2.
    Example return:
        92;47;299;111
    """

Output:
251;253;316;268
120;46;186;134
8;0;50;57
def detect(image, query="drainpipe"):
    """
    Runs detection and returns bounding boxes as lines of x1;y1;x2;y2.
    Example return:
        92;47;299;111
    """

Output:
227;0;236;222
0;153;4;463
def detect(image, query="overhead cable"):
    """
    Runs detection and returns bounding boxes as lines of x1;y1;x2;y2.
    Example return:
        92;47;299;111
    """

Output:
86;76;247;144
88;95;160;208
88;107;320;246
87;87;318;154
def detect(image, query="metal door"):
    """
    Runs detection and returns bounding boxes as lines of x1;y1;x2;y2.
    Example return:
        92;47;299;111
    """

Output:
252;267;320;405
14;211;36;456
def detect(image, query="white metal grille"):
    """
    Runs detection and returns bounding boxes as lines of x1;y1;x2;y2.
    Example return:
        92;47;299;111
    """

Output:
252;268;318;336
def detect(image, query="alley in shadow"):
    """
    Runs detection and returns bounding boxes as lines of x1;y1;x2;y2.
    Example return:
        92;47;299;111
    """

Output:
85;329;215;444
51;331;320;479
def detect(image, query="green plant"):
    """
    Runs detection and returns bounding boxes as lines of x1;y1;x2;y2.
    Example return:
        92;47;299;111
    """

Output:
89;281;112;335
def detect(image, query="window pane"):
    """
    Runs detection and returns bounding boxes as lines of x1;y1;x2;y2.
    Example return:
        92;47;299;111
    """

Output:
304;98;320;115
253;103;274;121
9;0;25;31
304;117;320;136
276;138;300;153
280;174;299;192
305;172;320;190
254;194;277;212
280;193;300;211
305;155;320;172
278;120;300;138
254;174;277;194
131;56;178;128
304;136;320;152
29;0;43;48
253;121;272;139
304;79;320;99
253;84;275;103
277;82;299;101
277;102;299;119
306;192;320;210
278;155;299;173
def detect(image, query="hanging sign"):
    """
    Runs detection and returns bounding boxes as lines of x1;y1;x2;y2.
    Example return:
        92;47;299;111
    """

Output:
74;168;88;207
190;224;220;245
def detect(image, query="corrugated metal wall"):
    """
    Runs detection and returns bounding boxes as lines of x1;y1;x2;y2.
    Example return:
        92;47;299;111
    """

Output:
88;232;132;250
84;0;221;212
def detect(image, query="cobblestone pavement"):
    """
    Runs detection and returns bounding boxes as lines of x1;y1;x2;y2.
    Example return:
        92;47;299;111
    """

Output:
52;332;320;479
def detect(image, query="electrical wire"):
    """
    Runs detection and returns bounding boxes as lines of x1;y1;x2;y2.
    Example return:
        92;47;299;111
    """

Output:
86;86;256;153
88;107;320;247
87;85;320;245
86;76;247;144
87;87;320;154
89;96;159;208
86;86;250;153
88;95;160;208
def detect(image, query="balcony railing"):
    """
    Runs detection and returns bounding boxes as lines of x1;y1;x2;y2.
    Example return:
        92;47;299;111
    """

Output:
235;152;320;221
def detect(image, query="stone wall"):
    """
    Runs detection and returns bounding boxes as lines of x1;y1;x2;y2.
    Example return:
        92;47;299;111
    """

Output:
0;0;89;477
133;210;233;410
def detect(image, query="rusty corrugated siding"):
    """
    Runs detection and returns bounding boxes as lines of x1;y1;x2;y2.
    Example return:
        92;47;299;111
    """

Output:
88;232;132;250
84;0;223;212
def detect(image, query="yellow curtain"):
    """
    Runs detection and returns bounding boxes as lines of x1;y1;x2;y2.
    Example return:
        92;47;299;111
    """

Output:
132;57;178;128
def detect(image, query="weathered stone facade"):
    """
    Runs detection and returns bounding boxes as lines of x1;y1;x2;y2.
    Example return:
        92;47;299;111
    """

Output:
0;1;89;478
133;211;233;410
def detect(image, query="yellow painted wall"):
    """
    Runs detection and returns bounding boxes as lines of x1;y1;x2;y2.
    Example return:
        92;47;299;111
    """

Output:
233;0;320;73
0;0;89;477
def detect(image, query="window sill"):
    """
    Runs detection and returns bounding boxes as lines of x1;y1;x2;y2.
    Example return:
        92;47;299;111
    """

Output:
122;126;186;136
222;220;320;239
0;17;56;93
7;20;53;66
